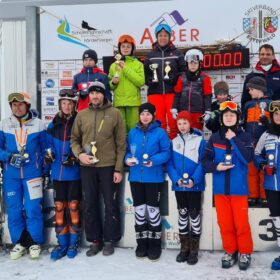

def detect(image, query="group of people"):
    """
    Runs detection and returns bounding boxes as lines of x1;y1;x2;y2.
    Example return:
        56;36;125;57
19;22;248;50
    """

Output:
0;23;280;273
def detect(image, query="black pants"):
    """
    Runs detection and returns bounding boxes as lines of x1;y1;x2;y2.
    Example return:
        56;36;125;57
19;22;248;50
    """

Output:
53;180;82;202
265;189;280;216
80;166;121;243
175;191;202;211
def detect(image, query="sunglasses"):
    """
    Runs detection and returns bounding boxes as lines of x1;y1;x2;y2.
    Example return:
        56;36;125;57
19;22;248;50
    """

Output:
269;101;280;112
8;92;25;103
59;89;76;98
219;101;238;111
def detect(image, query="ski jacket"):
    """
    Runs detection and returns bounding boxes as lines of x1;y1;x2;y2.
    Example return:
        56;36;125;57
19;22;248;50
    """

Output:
125;120;171;183
255;131;280;191
144;42;185;95
243;97;271;144
46;113;80;181
0;113;46;179
72;66;112;111
241;59;280;111
71;100;126;172
202;127;254;195
173;71;212;113
109;55;145;107
166;129;205;191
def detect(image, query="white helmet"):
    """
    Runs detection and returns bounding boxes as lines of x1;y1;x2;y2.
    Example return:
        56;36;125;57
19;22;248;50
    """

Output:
184;49;203;63
58;89;78;103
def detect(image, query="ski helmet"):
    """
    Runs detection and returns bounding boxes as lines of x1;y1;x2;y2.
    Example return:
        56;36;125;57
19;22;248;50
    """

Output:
184;49;204;63
155;23;172;37
8;92;31;105
118;34;136;54
58;89;78;103
219;101;241;126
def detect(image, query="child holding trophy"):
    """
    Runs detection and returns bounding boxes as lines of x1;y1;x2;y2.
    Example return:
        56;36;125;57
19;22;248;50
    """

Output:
109;34;145;132
255;100;280;270
166;111;205;265
202;101;254;271
125;102;171;261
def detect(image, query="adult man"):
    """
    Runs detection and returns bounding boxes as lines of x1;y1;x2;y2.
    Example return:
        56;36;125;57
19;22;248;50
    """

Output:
241;44;280;111
72;49;112;112
0;92;46;260
71;81;126;256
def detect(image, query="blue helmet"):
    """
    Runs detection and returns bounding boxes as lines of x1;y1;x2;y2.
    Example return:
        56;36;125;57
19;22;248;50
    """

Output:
155;24;172;37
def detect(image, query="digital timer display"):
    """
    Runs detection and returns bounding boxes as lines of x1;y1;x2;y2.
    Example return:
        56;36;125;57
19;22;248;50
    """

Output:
201;48;250;70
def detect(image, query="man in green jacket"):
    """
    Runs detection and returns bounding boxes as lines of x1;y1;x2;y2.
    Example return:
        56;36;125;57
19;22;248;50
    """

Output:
109;34;145;132
71;81;126;257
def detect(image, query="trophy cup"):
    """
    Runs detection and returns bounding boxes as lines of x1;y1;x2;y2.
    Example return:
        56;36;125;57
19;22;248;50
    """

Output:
84;142;99;164
142;153;149;165
114;53;122;78
19;144;29;163
224;154;232;166
164;61;171;80
267;154;275;167
129;144;139;165
149;63;159;83
182;173;189;185
259;102;267;125
46;148;54;162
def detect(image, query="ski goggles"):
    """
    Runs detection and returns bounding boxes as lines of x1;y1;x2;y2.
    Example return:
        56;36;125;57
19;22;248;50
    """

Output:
59;89;76;98
185;55;200;63
155;23;172;35
219;101;238;112
118;34;136;45
8;92;30;104
269;101;280;112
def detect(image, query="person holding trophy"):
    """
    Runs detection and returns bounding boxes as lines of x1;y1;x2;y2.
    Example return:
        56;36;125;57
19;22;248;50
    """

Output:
166;111;205;265
0;92;47;260
202;101;254;271
144;23;185;139
255;100;280;270
125;102;171;261
109;34;145;132
71;81;126;257
44;89;81;260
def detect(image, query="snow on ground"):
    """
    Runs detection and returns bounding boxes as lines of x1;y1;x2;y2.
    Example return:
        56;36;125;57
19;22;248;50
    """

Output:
0;247;279;280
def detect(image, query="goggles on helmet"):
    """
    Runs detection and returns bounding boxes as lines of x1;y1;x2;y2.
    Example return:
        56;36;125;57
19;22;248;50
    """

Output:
155;24;172;36
269;101;280;113
219;101;238;112
59;89;76;98
185;55;200;63
8;92;31;104
118;34;136;46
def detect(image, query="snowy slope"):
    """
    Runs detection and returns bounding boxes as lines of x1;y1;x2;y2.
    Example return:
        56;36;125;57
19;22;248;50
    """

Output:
0;247;279;280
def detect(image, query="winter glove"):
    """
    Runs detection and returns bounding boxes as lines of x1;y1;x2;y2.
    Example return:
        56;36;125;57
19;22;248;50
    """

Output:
10;153;24;168
259;115;269;126
170;108;178;120
42;175;50;190
263;165;276;176
62;155;78;167
44;149;55;164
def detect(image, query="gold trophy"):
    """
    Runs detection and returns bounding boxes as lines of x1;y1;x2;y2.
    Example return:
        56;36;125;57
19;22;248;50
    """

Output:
149;63;159;83
114;53;122;78
19;144;29;162
182;173;189;185
89;141;99;164
164;61;171;80
46;148;54;162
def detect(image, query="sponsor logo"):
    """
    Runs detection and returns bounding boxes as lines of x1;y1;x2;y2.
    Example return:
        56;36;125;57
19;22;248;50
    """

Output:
45;79;55;88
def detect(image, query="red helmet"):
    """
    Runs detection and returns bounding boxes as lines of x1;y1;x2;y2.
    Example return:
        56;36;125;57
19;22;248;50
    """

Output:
118;34;136;47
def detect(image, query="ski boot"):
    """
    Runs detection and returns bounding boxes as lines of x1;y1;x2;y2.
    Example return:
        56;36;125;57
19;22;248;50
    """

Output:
238;254;251;270
29;245;41;259
10;244;27;260
221;251;238;268
271;256;280;270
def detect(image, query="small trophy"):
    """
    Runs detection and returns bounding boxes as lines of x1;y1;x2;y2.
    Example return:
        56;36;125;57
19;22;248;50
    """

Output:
149;63;159;83
259;102;267;125
46;148;54;162
164;61;171;80
129;144;139;165
19;144;29;163
114;53;122;78
89;141;99;164
182;173;189;185
267;154;275;167
224;154;232;166
142;153;149;165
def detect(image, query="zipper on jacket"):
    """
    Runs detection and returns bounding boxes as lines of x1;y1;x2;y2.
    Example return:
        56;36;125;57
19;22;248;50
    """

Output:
274;139;279;190
59;120;68;180
162;50;166;94
141;132;146;182
188;82;193;111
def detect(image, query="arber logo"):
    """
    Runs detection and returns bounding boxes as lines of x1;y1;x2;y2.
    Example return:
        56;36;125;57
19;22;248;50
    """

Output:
243;5;278;43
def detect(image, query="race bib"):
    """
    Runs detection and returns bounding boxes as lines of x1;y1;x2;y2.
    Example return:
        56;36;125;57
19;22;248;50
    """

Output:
26;178;43;200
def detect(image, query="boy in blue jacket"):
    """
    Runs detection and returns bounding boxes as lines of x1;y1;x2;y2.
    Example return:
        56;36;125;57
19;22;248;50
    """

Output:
166;111;205;265
125;102;170;261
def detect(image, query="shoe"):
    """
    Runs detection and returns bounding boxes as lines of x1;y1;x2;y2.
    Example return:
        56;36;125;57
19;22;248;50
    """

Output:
248;198;258;207
221;251;238;268
10;244;27;260
176;234;189;263
135;244;147;258
103;242;114;256
67;245;78;259
29;245;41;259
271;256;280;270
259;198;268;207
86;241;103;257
50;245;68;260
187;237;199;265
238;254;251;270
176;251;188;263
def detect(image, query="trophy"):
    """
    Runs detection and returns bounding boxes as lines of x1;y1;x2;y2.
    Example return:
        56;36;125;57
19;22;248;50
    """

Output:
182;173;189;185
267;154;275;167
114;53;122;78
164;61;171;80
224;154;232;166
142;153;149;165
46;148;54;162
84;142;99;164
149;63;159;83
128;144;139;165
19;144;29;163
259;102;267;125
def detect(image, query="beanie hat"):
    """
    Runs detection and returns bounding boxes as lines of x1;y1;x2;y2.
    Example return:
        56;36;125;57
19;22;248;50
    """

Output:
88;81;106;95
139;102;156;116
246;76;267;93
176;111;193;126
82;49;98;63
214;81;229;96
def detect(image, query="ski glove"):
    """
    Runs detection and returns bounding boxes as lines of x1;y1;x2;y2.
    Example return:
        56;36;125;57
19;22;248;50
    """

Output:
62;155;77;167
170;108;178;120
263;165;276;176
10;153;24;168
